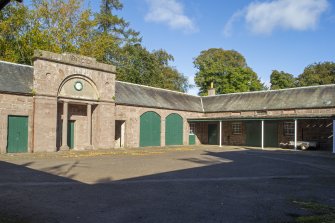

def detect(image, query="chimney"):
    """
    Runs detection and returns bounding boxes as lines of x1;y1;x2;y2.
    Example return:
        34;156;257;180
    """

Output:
208;82;216;96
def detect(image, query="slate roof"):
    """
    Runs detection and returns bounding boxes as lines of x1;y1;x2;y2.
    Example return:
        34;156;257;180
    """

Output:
0;61;33;94
115;81;203;112
1;60;335;113
201;85;335;112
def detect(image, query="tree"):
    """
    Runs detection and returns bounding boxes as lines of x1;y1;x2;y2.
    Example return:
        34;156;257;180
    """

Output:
270;70;296;90
0;0;189;92
297;62;335;86
116;45;190;92
95;0;140;45
194;48;264;95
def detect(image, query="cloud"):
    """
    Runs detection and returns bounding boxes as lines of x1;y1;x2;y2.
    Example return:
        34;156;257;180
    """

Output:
145;0;197;33
224;0;329;36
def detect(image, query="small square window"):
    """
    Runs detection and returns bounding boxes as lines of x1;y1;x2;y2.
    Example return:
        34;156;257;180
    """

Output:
283;122;295;136
232;122;242;134
190;123;196;134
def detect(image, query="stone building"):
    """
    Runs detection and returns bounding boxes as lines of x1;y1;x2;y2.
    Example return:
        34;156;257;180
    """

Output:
0;50;334;153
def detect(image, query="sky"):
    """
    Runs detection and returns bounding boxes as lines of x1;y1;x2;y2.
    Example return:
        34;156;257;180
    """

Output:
62;0;335;95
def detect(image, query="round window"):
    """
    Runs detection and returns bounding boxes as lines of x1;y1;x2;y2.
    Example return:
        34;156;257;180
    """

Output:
74;81;83;91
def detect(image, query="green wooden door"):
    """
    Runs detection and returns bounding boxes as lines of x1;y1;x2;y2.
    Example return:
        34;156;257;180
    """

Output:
208;124;218;145
189;134;195;145
264;122;278;147
67;121;75;149
165;114;183;145
246;121;261;147
7;116;28;153
140;112;161;147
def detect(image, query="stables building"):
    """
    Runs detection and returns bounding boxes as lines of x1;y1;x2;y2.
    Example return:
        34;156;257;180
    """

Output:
0;51;334;153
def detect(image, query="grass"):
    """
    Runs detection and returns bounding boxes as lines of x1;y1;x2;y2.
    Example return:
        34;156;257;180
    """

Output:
292;200;335;223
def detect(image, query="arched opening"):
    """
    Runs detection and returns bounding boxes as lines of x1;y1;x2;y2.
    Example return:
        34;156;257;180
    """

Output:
140;111;161;147
58;75;99;100
165;113;183;146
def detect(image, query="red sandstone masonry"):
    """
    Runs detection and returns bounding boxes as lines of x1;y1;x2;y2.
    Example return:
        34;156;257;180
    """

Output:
0;93;33;153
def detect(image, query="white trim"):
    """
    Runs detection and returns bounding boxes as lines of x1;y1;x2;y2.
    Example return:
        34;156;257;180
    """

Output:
219;121;222;147
200;97;204;112
261;120;264;150
294;119;298;150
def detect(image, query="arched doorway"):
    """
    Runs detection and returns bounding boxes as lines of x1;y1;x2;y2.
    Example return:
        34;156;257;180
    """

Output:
165;113;183;145
140;111;161;147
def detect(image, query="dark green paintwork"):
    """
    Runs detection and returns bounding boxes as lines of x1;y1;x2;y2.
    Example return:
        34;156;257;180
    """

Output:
189;134;195;145
246;121;261;147
140;112;161;147
7;116;28;153
67;121;75;149
165;113;183;146
264;122;278;147
208;124;218;145
246;121;278;147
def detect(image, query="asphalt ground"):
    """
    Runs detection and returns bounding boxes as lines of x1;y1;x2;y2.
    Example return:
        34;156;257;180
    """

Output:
0;146;334;223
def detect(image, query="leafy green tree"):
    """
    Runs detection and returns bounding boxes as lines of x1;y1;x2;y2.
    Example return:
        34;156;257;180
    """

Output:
116;45;190;92
297;62;335;86
270;70;296;90
194;48;264;95
0;0;189;92
95;0;140;45
0;2;30;63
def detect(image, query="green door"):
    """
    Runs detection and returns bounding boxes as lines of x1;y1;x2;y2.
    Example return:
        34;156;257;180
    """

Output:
140;112;161;147
67;121;75;149
189;134;195;145
7;116;28;153
246;121;261;147
264;122;278;147
208;124;218;145
165;114;183;145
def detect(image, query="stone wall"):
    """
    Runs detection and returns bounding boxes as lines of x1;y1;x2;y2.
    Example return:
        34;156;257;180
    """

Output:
33;50;116;151
115;104;204;148
0;93;33;153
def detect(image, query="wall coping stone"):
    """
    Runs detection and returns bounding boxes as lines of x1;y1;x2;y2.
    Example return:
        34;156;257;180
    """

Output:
33;50;116;73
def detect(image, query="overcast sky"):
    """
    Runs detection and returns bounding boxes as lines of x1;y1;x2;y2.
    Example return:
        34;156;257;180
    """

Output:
88;0;334;94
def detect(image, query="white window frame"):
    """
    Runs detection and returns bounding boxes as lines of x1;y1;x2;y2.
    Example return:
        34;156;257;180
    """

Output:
232;122;242;135
284;121;295;136
189;123;196;135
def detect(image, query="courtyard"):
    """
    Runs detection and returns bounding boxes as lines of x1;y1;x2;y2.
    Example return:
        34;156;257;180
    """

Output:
0;146;334;223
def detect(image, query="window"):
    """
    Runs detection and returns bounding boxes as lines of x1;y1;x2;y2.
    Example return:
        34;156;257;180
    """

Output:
284;122;295;136
189;123;196;134
232;122;242;134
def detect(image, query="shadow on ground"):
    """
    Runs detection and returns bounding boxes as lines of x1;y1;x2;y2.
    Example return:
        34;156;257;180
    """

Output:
0;149;334;223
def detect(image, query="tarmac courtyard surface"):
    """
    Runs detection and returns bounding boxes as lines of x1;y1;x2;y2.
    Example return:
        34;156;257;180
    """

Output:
0;146;334;223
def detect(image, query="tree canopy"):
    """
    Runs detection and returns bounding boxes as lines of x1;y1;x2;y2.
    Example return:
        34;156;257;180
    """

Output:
270;70;296;90
269;62;335;90
297;62;335;87
0;0;190;92
194;48;264;95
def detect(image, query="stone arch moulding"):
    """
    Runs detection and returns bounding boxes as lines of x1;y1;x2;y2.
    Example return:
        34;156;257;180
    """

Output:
140;111;161;118
57;74;99;101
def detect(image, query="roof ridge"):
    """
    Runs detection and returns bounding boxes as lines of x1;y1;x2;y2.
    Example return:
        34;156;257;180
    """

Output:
203;84;335;98
116;80;199;97
0;60;33;68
